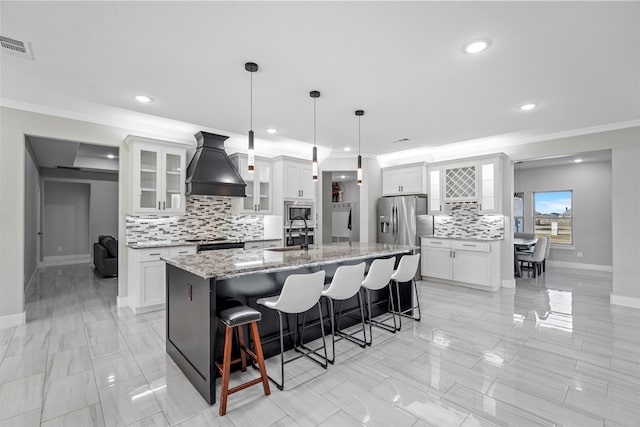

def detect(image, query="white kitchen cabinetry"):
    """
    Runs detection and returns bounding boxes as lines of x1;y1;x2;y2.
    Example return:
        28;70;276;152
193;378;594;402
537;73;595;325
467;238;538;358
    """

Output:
128;137;187;215
283;159;314;200
421;237;500;290
127;245;196;313
230;154;272;214
382;163;427;196
245;239;282;250
428;154;504;214
427;166;444;214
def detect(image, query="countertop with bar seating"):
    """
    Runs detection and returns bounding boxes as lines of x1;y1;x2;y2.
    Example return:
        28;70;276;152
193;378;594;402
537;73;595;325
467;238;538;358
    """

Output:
162;242;416;279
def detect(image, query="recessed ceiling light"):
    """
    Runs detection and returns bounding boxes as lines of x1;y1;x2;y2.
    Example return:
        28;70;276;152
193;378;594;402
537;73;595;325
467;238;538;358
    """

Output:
343;147;352;152
107;154;116;159
134;95;152;103
574;158;583;163
340;175;346;179
463;39;491;54
266;128;277;134
519;103;537;111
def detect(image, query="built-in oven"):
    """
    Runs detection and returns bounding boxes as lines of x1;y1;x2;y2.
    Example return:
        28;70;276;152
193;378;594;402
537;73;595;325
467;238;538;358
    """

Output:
285;201;314;224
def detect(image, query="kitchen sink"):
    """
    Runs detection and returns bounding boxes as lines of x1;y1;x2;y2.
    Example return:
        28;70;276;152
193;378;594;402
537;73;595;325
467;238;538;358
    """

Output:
265;246;310;252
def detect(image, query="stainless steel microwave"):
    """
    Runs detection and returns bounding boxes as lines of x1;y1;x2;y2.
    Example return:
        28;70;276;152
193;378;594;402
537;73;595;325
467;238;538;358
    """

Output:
285;201;314;224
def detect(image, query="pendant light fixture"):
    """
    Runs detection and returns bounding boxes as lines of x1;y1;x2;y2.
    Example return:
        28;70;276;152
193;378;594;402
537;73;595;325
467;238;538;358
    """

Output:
355;110;364;185
245;62;258;172
310;90;320;181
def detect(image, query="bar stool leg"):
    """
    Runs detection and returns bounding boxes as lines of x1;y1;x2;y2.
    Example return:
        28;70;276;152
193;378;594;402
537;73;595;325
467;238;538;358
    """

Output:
237;326;247;372
249;322;271;396
219;326;233;416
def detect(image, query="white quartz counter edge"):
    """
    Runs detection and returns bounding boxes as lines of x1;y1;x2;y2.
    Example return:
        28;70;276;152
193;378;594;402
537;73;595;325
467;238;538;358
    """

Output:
421;235;503;242
162;244;416;280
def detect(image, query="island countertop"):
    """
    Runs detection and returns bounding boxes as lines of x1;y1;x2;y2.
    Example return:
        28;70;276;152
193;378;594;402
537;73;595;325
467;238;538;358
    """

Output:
162;242;416;280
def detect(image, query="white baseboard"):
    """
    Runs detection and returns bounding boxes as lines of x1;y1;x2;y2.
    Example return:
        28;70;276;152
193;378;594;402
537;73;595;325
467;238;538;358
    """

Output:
502;278;516;288
546;260;612;272
40;254;90;267
610;294;640;309
117;296;129;308
0;311;26;330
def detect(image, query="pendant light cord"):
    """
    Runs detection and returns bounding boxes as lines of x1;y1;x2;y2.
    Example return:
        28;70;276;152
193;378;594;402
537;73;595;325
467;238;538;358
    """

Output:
250;72;253;131
313;98;317;148
358;116;361;155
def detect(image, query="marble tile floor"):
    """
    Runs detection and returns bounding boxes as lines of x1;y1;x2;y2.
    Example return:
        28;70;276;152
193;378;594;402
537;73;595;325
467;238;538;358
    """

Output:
1;263;639;426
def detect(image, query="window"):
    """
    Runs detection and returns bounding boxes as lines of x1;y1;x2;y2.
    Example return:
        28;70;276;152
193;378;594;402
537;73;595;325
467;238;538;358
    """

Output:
533;191;572;244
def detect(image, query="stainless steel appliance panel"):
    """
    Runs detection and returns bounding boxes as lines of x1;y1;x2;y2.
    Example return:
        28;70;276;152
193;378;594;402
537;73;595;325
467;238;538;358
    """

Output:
377;197;395;245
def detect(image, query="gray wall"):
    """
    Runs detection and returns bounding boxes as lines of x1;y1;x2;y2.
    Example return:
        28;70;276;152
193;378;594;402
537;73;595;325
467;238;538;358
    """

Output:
24;147;40;288
40;168;119;256
339;180;360;241
517;160;612;266
43;181;91;257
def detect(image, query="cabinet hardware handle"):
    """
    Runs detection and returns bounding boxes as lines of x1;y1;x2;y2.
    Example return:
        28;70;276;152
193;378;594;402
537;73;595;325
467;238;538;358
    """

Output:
158;201;161;210
163;201;166;210
462;244;476;247
301;190;304;197
178;251;188;254
453;251;456;258
431;241;442;244
150;253;161;256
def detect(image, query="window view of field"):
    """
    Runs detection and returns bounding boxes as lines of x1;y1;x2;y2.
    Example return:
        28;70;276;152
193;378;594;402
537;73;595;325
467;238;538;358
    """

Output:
533;191;572;244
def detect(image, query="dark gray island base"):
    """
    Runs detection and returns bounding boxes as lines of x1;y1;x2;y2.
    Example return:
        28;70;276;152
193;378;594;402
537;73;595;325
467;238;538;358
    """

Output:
163;242;416;404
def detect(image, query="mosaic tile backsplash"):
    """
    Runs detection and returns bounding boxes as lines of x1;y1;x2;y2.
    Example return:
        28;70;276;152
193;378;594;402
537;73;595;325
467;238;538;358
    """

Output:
434;201;504;240
126;196;264;244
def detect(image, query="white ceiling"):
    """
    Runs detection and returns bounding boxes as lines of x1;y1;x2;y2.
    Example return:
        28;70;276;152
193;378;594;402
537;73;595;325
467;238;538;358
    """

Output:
27;136;119;172
2;2;639;162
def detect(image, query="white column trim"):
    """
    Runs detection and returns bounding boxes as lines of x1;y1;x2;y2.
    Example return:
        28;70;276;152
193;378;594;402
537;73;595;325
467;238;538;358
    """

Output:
117;296;129;308
502;278;516;288
610;294;640;309
0;311;26;330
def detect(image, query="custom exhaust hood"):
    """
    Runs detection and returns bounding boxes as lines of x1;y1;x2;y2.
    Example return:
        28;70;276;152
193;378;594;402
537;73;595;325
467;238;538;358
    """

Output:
185;131;246;197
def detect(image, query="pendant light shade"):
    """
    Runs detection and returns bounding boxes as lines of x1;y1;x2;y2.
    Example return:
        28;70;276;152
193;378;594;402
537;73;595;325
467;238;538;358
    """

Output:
245;62;258;172
310;90;320;181
355;110;364;185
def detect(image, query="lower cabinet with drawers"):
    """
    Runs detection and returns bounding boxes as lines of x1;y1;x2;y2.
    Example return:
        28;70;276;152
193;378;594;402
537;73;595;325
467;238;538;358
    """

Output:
421;237;501;290
127;245;197;313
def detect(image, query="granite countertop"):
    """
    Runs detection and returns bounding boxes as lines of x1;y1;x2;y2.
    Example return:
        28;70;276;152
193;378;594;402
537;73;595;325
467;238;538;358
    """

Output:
127;240;198;249
421;235;504;242
163;242;416;280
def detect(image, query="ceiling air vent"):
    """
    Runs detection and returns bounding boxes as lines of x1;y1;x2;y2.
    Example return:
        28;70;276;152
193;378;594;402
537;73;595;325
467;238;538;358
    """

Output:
392;138;410;144
1;36;34;60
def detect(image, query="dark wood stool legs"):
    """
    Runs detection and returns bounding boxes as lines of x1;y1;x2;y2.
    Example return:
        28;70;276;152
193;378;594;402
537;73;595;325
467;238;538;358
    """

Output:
216;321;270;416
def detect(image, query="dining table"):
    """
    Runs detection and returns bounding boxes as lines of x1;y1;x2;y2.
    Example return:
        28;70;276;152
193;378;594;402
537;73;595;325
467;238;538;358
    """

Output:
513;237;537;277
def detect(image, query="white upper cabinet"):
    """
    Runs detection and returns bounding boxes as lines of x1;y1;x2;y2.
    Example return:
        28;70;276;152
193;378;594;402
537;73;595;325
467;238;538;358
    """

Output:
129;137;186;215
381;163;427;196
230;153;273;214
283;159;314;200
428;154;504;214
427;166;444;214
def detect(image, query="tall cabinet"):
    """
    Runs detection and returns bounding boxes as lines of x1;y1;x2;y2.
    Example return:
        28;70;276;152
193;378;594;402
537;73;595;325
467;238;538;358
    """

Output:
126;136;187;215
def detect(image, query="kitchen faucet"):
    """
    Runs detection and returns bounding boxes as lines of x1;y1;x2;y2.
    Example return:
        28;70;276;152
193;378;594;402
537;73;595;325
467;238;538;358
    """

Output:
288;216;309;250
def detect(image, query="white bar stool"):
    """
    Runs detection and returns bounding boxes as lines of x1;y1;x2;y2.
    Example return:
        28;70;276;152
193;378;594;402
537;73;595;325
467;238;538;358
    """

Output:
256;270;328;390
320;262;366;363
390;253;421;330
361;257;397;345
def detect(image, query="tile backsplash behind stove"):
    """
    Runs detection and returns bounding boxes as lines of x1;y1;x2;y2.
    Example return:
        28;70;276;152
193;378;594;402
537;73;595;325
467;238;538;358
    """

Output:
126;196;264;244
433;201;504;240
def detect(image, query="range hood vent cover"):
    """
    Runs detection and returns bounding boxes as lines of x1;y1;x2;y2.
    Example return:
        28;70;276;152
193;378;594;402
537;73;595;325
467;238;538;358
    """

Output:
1;36;33;60
185;131;246;198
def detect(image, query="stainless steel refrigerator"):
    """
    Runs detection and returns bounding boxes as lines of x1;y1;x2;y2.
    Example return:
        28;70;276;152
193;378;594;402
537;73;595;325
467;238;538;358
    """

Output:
377;195;433;247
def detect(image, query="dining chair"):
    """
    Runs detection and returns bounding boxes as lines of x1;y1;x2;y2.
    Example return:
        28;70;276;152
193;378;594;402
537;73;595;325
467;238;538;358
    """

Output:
517;237;547;278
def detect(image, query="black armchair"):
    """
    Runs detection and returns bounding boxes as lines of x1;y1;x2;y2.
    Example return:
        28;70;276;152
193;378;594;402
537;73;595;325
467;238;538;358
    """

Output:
94;235;118;277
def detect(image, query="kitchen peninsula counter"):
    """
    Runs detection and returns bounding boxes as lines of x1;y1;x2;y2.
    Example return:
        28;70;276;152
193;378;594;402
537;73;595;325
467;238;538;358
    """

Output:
164;242;416;404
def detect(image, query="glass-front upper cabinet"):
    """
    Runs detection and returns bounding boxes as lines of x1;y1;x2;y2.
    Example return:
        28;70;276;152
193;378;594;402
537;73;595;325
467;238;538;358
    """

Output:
230;153;272;214
129;138;186;215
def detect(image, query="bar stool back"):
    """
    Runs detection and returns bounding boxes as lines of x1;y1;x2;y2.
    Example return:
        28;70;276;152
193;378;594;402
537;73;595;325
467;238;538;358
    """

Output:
215;301;270;416
257;270;328;390
321;262;366;362
390;253;421;330
361;257;396;344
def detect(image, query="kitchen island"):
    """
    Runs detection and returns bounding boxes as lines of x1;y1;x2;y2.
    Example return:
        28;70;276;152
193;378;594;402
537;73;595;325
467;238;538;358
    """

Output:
162;242;416;404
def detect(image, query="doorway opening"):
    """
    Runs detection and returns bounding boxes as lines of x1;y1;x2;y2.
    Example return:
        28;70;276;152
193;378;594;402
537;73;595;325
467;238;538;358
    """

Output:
322;171;360;243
